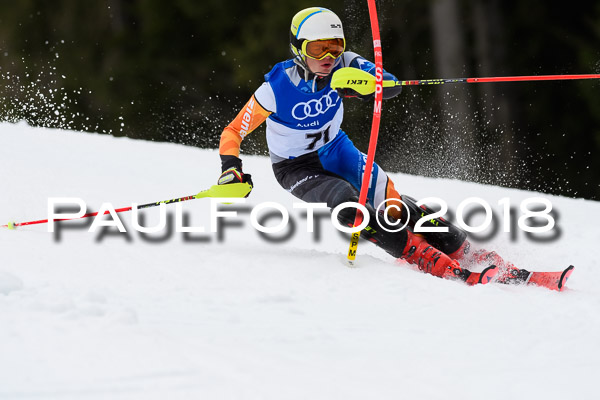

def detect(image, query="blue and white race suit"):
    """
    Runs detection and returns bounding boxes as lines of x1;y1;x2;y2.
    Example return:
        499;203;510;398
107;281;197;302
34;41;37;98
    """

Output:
255;52;400;209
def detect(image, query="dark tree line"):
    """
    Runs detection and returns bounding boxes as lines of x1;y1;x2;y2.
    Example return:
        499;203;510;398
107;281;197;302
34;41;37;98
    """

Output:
1;0;599;199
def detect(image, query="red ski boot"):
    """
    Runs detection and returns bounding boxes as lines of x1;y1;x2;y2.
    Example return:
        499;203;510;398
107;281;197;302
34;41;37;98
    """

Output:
401;233;497;285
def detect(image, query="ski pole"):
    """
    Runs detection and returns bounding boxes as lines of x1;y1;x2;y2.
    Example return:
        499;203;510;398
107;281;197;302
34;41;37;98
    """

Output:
346;0;384;267
1;182;252;230
331;67;600;95
399;73;600;86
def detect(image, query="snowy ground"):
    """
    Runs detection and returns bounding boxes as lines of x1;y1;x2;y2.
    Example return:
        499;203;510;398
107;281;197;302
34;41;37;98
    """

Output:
1;122;599;399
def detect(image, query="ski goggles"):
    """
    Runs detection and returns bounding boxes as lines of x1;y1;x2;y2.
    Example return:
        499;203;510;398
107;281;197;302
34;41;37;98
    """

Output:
301;38;346;60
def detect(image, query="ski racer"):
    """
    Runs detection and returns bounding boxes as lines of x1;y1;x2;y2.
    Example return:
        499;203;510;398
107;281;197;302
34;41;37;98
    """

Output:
216;6;535;286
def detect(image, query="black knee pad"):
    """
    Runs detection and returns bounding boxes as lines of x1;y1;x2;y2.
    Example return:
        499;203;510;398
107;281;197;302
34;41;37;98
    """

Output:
401;194;467;255
335;198;408;258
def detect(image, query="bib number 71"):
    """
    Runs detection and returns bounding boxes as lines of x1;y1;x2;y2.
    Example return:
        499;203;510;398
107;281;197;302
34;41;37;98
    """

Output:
305;128;331;150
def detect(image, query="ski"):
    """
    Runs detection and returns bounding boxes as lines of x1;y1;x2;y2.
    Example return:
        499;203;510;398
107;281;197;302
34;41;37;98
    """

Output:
528;265;575;291
500;265;575;291
464;265;498;286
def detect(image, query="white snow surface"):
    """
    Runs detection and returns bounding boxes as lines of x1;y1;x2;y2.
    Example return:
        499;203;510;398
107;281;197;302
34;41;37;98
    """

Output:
1;122;599;399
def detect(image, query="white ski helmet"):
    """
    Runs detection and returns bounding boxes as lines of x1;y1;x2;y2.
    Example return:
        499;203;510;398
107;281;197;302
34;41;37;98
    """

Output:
290;7;345;61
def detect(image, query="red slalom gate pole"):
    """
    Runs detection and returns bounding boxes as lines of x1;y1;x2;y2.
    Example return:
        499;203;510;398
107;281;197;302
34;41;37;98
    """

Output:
346;0;384;266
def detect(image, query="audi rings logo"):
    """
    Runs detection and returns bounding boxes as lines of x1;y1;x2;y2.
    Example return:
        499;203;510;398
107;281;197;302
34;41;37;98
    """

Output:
292;90;340;121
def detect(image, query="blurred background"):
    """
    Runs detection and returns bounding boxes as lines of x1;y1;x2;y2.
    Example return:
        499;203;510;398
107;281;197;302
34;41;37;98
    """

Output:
1;0;599;200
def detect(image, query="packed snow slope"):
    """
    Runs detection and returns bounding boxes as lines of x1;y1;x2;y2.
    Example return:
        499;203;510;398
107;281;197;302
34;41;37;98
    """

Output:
1;122;599;400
